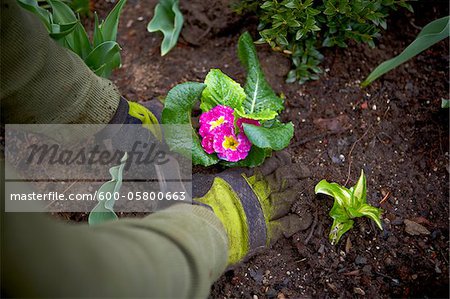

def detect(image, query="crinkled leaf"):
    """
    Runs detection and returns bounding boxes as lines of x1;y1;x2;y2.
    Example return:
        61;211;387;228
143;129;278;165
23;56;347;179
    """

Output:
236;109;278;120
238;32;284;117
362;16;450;86
441;99;449;108
147;0;184;56
101;0;127;42
162;82;220;166
329;219;354;245
200;69;247;112
314;179;352;207
243;121;294;151
88;153;127;225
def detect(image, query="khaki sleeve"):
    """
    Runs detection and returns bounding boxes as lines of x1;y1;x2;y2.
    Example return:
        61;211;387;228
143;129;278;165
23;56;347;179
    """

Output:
2;159;228;298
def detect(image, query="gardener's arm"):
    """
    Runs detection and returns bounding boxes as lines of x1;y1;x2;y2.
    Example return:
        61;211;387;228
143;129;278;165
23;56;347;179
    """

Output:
0;0;120;126
1;0;229;297
2;161;228;298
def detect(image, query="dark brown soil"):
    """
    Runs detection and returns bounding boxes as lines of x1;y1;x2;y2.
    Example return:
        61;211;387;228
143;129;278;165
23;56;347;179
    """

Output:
96;0;449;297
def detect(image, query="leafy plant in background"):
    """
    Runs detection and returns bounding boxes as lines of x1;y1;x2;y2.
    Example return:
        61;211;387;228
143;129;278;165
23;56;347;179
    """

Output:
315;170;383;245
68;0;91;16
234;0;414;84
147;0;184;56
88;153;127;225
17;0;127;78
362;16;449;86
162;32;294;167
37;0;91;16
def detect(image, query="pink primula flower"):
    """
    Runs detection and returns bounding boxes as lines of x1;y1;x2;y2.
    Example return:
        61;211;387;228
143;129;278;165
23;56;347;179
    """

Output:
212;127;252;162
236;118;261;132
199;105;234;137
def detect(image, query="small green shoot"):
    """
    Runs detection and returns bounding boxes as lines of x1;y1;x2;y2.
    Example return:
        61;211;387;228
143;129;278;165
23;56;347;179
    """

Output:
362;16;450;87
88;153;127;225
147;0;184;56
315;170;383;245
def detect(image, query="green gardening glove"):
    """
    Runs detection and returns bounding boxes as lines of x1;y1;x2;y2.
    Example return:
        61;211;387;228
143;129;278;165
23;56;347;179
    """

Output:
192;152;313;265
104;97;163;149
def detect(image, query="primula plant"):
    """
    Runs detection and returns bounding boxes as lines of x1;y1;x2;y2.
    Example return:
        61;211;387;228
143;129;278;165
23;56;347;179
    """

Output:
315;170;383;245
234;0;414;84
162;32;294;167
18;0;126;78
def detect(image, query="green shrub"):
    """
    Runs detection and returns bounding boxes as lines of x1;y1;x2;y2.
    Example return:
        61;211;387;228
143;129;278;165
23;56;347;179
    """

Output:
234;0;414;84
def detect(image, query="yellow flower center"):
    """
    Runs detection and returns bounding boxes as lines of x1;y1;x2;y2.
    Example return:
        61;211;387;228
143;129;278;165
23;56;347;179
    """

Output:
222;135;239;151
210;116;225;130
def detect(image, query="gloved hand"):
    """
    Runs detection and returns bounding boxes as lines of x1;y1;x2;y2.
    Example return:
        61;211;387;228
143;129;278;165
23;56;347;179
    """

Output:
192;152;313;265
103;97;163;150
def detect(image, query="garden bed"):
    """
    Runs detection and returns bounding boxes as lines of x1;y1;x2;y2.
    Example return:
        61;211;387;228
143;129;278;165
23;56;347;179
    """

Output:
97;0;449;297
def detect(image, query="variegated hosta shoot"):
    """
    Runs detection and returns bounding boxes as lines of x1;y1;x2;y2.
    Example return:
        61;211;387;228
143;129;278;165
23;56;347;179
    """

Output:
314;170;383;245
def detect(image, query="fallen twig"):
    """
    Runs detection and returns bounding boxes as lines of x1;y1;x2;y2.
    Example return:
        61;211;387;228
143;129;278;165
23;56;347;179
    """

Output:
379;191;391;204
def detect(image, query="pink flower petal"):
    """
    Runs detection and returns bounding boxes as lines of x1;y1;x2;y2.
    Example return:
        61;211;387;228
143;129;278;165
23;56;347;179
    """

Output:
237;118;260;132
198;105;235;137
237;133;252;153
212;127;251;162
201;134;215;154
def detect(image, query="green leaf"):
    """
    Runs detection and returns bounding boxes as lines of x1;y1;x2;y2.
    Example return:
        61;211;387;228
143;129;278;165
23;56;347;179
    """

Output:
236;109;278;121
88;153;127;225
17;0;52;30
329;219;354;245
315;179;352;207
329;200;351;223
147;0;184;56
441;98;449;108
48;0;77;23
84;41;121;76
67;22;92;59
93;12;104;47
243;122;294;151
161;82;220;166
238;32;284;117
49;21;78;39
351;169;366;206
221;146;270;168
101;0;127;42
200;69;247;112
362;16;450;87
357;204;383;230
